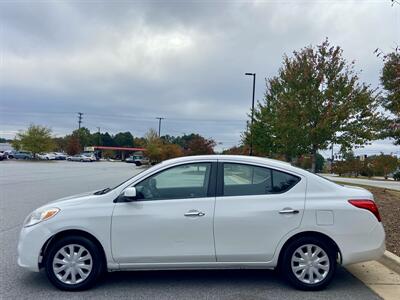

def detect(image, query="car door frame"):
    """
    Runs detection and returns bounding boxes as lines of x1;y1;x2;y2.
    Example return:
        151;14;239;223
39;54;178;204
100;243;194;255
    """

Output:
213;159;306;263
111;159;219;268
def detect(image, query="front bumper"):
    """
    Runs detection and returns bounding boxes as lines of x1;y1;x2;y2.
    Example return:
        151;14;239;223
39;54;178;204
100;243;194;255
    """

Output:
17;224;52;272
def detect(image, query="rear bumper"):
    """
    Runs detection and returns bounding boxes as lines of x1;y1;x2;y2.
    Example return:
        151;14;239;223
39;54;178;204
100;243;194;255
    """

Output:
340;223;385;265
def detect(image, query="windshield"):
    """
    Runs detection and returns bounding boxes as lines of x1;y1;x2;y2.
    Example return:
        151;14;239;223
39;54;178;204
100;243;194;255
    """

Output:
94;168;148;195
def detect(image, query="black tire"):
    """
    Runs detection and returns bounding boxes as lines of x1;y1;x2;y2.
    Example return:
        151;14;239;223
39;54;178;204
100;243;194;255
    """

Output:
280;236;337;291
135;161;142;166
44;235;104;291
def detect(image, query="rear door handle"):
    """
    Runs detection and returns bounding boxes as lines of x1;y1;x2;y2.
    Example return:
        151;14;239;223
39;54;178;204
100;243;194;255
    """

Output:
279;209;299;214
184;210;205;217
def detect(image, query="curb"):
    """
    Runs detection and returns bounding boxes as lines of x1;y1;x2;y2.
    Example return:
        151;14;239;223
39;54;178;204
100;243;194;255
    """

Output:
379;250;400;275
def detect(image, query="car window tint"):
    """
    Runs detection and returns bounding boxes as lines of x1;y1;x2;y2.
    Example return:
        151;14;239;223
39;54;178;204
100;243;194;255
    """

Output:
272;170;300;193
223;163;273;196
223;163;300;196
135;163;211;200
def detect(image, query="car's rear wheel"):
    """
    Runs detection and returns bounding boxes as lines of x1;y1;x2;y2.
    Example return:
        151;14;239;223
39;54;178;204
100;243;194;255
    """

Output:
44;235;104;291
280;236;336;291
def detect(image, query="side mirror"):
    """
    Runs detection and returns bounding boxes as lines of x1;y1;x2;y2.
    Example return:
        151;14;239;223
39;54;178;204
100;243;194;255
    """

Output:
122;187;137;201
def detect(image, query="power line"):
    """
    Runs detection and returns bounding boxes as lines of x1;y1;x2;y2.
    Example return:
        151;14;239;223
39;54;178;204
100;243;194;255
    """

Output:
0;111;247;123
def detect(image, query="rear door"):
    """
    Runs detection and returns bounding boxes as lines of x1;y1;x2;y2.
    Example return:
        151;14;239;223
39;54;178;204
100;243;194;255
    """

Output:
214;161;306;262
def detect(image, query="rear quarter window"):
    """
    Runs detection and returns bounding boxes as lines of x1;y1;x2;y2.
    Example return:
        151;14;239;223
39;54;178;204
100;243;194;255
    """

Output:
272;169;301;193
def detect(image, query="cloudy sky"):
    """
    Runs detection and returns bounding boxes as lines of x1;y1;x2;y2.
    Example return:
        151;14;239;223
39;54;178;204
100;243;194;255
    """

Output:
0;0;399;156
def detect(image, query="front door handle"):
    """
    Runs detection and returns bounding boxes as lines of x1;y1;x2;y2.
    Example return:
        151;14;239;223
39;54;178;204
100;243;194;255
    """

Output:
184;210;205;217
279;209;299;214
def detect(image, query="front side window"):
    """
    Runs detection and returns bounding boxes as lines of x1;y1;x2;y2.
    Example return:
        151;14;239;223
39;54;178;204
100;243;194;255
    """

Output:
223;163;300;196
134;163;212;200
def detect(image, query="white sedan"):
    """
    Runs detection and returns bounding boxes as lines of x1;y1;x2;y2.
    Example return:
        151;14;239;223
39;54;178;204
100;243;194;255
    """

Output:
67;154;95;162
37;153;56;160
18;155;385;291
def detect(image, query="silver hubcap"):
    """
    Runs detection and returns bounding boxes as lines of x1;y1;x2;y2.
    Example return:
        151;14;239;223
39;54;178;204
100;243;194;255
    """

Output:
291;244;330;284
52;244;93;285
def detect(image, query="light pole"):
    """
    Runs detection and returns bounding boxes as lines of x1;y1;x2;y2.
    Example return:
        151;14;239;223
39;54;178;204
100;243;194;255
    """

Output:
156;117;165;137
245;72;256;156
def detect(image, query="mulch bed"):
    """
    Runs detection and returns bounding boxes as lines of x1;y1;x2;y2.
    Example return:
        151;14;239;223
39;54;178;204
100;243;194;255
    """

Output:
366;187;400;257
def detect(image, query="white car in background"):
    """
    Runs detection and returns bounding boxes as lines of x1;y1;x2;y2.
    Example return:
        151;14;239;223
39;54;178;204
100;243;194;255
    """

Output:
17;155;385;291
37;153;56;160
53;152;67;160
67;154;94;162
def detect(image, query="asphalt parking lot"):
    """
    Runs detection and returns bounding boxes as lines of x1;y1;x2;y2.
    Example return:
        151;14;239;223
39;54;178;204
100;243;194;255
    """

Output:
0;160;381;299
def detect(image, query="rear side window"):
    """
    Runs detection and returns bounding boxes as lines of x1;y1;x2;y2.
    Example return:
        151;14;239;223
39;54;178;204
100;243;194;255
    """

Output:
271;169;300;193
223;163;300;196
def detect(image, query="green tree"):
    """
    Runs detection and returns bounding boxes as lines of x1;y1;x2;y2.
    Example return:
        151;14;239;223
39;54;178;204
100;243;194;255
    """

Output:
144;129;163;162
13;124;54;158
113;132;134;147
100;132;115;147
0;137;11;143
53;137;68;152
185;135;216;155
72;127;93;149
380;51;400;144
371;153;398;179
222;145;249;155
248;39;381;172
11;138;22;150
161;143;183;160
66;135;80;155
295;153;325;173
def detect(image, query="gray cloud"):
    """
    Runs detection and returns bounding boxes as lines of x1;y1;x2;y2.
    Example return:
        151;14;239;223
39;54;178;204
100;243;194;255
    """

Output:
0;0;399;154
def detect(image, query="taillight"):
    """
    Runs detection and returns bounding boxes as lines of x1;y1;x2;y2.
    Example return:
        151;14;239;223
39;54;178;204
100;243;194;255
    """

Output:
348;199;381;222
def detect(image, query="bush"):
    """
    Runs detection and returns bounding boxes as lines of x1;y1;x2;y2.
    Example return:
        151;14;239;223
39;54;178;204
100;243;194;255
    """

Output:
394;171;400;181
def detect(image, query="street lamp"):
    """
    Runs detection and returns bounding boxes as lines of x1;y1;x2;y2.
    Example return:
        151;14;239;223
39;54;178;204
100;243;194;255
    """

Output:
245;72;256;156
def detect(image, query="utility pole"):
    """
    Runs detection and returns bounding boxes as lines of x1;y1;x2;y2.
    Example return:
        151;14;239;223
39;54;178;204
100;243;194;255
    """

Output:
97;127;101;146
77;112;83;129
156;117;165;137
76;112;83;152
245;73;256;156
331;143;334;174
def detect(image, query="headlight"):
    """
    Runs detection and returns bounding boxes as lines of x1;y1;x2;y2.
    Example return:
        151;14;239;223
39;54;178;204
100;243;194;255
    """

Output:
24;208;60;227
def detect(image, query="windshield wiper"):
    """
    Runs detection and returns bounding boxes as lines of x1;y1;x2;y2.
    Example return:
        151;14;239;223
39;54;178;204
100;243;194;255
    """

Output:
94;187;111;195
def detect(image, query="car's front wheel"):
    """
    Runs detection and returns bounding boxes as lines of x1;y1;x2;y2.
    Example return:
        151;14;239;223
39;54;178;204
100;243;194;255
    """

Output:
44;235;104;291
280;236;337;291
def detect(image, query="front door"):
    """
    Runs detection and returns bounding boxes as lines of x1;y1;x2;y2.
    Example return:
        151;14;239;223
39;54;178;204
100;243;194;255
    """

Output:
111;162;216;264
214;162;306;262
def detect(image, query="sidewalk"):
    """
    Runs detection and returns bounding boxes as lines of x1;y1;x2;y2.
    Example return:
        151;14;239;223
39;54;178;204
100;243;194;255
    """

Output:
347;260;400;300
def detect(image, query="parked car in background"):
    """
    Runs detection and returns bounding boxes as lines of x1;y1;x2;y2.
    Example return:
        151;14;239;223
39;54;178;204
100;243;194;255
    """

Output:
125;155;149;166
4;150;14;158
0;151;7;161
18;155;385;291
12;151;33;160
82;153;96;162
37;153;56;160
6;150;16;159
53;152;67;160
67;154;94;162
